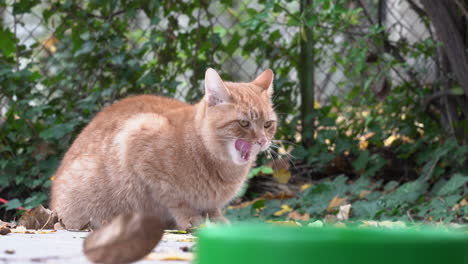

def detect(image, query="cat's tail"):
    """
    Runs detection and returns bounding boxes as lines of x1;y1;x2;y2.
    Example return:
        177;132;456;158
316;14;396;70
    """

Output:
83;213;165;264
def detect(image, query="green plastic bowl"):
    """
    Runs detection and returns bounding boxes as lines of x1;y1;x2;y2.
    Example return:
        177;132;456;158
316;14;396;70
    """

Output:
197;223;468;264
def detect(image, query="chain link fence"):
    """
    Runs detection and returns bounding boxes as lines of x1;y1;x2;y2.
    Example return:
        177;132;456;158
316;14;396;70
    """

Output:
1;0;435;107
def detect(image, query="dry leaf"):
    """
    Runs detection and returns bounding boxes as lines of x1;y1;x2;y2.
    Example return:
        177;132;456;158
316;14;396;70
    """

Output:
327;196;347;211
0;226;11;235
337;204;351;221
273;169;291;184
144;252;193;261
273;204;293;216
287;210;310;221
84;214;165;264
359;190;372;199
0;220;15;229
10;226;56;234
19;204;58;229
452;198;467;211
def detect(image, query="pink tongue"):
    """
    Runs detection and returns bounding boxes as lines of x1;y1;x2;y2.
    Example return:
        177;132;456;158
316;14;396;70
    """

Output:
235;139;251;152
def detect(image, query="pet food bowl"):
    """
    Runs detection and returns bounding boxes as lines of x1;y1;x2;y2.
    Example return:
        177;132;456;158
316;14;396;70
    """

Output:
196;223;468;264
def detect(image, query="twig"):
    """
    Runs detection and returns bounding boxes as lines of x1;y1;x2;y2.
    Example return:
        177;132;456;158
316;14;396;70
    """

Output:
454;0;468;19
406;209;415;223
422;89;459;109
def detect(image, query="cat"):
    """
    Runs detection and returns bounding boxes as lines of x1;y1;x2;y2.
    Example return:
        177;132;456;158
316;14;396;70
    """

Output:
50;68;277;230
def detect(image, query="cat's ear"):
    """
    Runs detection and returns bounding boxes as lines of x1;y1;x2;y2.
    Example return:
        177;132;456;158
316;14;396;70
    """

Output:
252;69;274;97
204;68;231;106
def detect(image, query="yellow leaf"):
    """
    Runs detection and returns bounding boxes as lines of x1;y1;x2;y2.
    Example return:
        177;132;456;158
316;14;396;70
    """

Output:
273;204;292;216
42;35;58;54
359;140;369;150
164;230;187;234
273;169;291;184
327;196;347;211
300;183;311;192
384;134;398;147
144;252;193;261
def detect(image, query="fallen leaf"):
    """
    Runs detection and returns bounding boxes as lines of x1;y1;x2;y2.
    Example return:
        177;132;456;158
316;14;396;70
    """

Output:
0;226;11;235
19;204;58;229
287;211;310;221
336;204;351;221
359;190;372;199
83;214;165;264
10;226;56;234
273;204;292;216
180;246;192;252
10;226;27;233
0;220;15;229
144;252;193;261
452;198;467;211
273;169;291;184
300;183;312;192
164;230;188;234
327;196;347;211
162;233;196;242
4;249;15;254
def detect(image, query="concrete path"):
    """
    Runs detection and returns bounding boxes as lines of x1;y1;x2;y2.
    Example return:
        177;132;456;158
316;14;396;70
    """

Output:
0;230;194;264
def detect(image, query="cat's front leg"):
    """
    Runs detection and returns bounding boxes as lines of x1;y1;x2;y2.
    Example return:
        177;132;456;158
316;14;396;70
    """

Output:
206;208;230;224
169;206;204;230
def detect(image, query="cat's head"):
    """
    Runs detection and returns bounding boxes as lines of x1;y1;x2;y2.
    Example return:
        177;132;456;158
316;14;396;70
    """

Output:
199;68;277;165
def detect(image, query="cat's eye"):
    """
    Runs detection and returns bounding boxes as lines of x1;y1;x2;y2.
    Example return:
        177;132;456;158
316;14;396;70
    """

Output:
264;121;273;128
238;120;250;128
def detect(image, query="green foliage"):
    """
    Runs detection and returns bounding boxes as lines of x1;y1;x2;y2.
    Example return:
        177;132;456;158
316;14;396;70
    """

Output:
0;0;466;224
227;174;467;223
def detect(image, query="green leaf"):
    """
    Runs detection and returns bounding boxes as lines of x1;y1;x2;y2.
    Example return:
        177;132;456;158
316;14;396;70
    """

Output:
4;198;22;211
0;27;16;57
351;200;383;219
352;150;370;170
384;181;399;191
450;86;464;95
437;174;468;196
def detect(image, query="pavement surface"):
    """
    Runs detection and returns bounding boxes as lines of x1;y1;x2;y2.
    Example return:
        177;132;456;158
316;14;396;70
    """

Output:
0;230;195;264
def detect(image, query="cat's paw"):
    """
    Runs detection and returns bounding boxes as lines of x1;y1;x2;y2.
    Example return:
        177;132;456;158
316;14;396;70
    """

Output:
175;215;204;230
209;215;230;225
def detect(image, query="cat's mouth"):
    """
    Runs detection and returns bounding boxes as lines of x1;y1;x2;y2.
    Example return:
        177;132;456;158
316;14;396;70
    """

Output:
235;139;252;161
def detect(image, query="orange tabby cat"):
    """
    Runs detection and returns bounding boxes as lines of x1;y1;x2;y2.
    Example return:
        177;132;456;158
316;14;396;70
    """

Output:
50;68;277;230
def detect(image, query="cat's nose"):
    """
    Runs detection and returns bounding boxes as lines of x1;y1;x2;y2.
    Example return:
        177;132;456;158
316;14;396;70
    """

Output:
256;138;267;147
